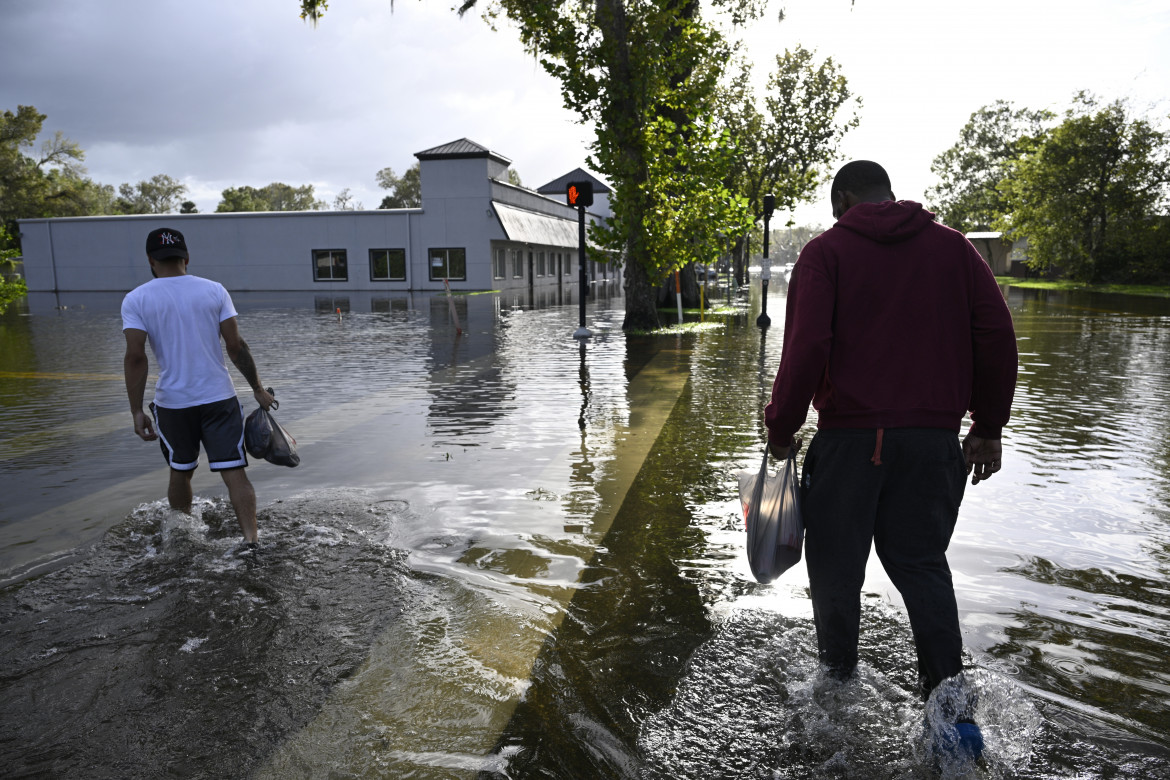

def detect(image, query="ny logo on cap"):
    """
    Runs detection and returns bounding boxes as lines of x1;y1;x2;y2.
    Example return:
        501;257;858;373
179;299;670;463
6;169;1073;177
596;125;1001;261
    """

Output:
159;232;180;245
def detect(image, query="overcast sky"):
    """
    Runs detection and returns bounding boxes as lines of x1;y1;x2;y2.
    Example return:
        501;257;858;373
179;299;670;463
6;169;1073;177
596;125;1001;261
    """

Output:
3;0;1168;227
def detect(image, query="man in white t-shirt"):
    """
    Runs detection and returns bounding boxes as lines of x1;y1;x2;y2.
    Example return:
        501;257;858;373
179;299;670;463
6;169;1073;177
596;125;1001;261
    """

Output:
122;227;275;551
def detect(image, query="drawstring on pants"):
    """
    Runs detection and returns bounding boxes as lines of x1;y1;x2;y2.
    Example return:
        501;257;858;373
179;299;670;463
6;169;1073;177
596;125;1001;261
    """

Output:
870;428;884;466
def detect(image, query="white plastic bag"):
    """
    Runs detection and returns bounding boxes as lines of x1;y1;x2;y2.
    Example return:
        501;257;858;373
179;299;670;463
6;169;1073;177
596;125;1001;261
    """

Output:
738;447;803;583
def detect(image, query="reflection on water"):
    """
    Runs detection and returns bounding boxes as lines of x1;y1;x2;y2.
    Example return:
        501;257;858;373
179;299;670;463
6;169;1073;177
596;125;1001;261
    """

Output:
2;283;1170;777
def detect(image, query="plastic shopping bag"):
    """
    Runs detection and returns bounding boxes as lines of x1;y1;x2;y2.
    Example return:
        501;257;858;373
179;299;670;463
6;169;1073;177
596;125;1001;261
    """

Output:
738;447;803;583
244;389;300;467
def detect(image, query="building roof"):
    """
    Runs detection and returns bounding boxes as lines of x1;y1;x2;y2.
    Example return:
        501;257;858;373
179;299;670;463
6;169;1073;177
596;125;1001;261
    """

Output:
492;202;579;247
965;232;1004;240
536;168;612;195
415;138;511;166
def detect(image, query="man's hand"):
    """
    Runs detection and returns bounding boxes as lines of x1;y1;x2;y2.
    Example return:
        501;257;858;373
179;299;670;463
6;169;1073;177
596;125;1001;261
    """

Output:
133;409;157;441
769;436;803;461
253;386;276;411
962;433;1002;485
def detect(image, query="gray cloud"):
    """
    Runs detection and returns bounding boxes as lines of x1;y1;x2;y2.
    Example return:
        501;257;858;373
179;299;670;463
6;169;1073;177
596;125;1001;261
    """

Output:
1;0;593;211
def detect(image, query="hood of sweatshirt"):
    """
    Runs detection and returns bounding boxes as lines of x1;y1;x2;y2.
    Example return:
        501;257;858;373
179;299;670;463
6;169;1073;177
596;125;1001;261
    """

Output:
834;200;936;244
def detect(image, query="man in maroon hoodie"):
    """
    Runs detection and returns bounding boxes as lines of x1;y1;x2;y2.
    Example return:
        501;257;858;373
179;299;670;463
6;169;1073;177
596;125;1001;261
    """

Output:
764;161;1017;722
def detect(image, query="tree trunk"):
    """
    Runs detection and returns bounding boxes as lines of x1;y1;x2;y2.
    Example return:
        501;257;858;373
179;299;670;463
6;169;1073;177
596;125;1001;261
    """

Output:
653;262;706;310
623;259;661;331
732;235;746;287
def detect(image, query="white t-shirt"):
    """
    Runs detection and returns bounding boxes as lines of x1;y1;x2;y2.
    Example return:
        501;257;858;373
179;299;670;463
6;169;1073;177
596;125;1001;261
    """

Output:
121;275;239;408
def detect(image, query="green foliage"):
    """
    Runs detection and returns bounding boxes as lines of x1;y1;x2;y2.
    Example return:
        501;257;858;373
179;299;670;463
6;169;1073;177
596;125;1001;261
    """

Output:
216;182;325;212
1;105;89;233
332;188;362;210
758;47;859;212
996;93;1170;283
376;163;421;209
927;101;1052;232
115;174;188;214
715;47;858;277
0;225;27;310
485;0;762;329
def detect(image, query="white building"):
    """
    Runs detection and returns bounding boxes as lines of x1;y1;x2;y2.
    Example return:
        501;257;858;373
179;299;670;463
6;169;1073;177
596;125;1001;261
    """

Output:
965;231;1012;276
17;139;617;295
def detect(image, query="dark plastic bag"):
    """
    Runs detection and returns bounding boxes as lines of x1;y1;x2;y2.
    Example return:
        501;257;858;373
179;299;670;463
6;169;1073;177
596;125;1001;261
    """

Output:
244;389;300;467
738;447;803;583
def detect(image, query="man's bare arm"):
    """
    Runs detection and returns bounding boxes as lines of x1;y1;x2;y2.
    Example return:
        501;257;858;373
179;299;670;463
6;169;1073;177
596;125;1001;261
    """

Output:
123;328;157;441
220;317;274;410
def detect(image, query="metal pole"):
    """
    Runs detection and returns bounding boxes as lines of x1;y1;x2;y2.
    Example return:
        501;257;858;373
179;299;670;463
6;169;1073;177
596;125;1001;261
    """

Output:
757;194;775;329
726;247;731;306
573;205;591;339
700;264;706;322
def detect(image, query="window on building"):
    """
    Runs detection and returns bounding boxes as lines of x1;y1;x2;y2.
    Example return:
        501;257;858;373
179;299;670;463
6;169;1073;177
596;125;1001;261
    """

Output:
314;249;348;281
536;251;546;277
428;247;467;281
493;248;507;280
512;249;524;279
370;248;406;281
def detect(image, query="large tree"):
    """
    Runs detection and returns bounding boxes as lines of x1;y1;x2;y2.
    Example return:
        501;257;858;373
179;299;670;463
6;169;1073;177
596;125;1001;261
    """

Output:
216;182;325;212
301;0;758;331
996;93;1170;282
1;105;90;235
115;174;188;214
376;162;422;209
332;188;363;210
718;46;859;285
927;100;1051;233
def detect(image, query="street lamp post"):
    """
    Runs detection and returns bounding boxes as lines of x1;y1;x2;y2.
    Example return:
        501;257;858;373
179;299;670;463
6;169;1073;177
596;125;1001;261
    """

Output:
757;194;775;328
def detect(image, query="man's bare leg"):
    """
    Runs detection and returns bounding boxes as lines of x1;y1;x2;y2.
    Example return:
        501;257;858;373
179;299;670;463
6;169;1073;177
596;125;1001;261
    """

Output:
219;467;259;543
168;468;194;512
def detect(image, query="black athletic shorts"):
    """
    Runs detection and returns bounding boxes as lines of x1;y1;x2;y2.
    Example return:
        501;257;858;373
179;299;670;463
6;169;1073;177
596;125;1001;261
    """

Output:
150;397;247;472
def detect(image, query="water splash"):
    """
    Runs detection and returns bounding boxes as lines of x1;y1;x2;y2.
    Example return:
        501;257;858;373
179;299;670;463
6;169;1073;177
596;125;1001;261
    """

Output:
924;669;1042;779
638;607;1044;780
921;668;1043;776
0;489;412;778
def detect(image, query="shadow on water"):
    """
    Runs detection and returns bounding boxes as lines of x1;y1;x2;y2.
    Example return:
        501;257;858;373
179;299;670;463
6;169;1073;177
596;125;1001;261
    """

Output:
484;406;715;777
0;490;411;778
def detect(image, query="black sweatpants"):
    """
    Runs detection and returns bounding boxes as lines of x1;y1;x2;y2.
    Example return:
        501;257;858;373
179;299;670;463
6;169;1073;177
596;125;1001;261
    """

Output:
801;428;968;697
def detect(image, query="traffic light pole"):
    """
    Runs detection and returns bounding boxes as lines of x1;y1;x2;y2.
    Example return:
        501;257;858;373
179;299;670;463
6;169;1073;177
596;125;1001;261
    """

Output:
574;203;591;339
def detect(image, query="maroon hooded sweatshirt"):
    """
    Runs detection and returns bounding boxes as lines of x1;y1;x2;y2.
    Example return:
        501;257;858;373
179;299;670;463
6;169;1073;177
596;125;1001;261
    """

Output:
764;200;1017;449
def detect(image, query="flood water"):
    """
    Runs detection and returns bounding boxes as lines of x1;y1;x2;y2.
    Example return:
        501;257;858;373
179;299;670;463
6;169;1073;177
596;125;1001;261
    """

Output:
2;280;1169;779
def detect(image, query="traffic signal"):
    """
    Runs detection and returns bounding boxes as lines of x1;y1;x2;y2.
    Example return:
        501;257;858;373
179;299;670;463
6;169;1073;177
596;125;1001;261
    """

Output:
567;181;594;208
763;193;775;218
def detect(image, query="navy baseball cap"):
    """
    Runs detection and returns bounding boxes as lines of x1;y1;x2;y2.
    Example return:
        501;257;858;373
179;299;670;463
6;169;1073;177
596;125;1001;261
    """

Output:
146;227;189;260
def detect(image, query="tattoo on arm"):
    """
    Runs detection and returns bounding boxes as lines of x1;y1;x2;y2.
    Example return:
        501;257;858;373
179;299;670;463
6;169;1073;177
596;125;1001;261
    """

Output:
230;339;262;391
